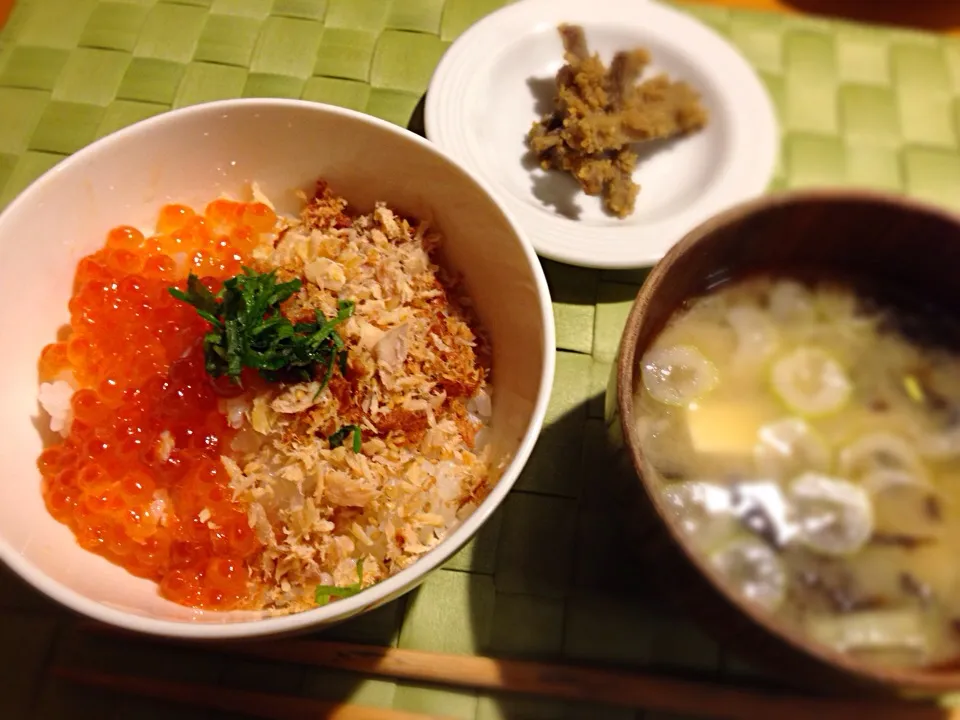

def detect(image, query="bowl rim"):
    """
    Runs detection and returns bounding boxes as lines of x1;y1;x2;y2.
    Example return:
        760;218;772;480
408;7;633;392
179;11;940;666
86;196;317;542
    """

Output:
0;98;557;639
616;187;960;690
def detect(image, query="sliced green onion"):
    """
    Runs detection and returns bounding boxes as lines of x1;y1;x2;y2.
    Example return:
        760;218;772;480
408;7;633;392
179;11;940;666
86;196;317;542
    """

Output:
903;374;925;404
641;345;719;407
727;305;779;365
661;481;739;552
754;417;831;480
329;424;363;452
805;608;928;655
863;469;939;539
768;280;815;324
315;558;365;605
770;346;852;417
838;432;926;482
788;472;873;556
710;536;787;612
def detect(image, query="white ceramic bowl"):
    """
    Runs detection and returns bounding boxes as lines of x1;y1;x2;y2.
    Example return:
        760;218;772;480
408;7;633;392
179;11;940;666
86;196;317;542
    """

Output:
0;99;555;638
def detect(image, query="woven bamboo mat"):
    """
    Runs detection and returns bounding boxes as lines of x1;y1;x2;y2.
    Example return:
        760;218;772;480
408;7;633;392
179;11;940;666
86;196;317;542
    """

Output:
4;1;960;718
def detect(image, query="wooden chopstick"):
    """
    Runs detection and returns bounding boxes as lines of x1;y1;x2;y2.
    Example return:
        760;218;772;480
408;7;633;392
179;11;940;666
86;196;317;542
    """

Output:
227;640;954;720
78;623;954;720
54;666;456;720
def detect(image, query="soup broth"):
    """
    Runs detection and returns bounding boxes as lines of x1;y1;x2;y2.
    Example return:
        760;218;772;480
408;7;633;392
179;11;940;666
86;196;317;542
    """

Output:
634;275;960;669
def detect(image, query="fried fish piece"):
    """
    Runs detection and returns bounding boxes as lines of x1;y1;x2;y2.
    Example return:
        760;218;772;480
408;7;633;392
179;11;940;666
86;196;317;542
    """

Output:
527;24;708;218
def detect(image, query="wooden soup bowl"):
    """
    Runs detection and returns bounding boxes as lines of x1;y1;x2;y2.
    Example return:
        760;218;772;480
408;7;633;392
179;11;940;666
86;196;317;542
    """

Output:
609;189;960;695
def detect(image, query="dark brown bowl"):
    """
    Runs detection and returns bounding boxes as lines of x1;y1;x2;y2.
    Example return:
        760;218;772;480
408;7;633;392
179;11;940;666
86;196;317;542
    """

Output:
612;189;960;695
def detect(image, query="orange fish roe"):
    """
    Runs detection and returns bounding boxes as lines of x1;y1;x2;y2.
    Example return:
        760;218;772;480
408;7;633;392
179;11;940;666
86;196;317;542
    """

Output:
37;198;276;610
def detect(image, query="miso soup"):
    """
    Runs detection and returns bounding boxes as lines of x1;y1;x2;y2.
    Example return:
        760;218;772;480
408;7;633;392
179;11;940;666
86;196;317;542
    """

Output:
634;276;960;668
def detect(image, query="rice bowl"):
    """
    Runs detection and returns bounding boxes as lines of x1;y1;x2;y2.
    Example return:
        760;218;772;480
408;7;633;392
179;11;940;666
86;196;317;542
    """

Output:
0;99;555;638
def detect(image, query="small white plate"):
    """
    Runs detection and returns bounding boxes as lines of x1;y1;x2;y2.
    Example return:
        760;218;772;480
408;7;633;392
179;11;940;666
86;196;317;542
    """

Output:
425;0;779;269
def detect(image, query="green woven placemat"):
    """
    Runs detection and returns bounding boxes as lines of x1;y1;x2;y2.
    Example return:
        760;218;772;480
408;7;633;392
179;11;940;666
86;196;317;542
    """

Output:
4;1;960;718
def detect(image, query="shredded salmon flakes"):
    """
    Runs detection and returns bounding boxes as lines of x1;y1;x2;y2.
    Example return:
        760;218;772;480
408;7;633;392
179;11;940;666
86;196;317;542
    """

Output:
222;183;498;613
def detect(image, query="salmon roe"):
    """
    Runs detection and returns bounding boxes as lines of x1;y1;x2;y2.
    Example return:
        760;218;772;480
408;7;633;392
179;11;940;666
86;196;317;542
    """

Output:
38;199;276;610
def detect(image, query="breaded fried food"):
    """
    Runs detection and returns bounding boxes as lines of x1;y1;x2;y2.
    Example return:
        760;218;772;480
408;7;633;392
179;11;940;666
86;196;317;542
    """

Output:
527;24;709;218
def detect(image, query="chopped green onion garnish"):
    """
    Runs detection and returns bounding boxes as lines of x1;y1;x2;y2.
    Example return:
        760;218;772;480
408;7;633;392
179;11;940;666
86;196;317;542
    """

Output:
904;375;925;404
315;558;364;605
329;424;362;452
